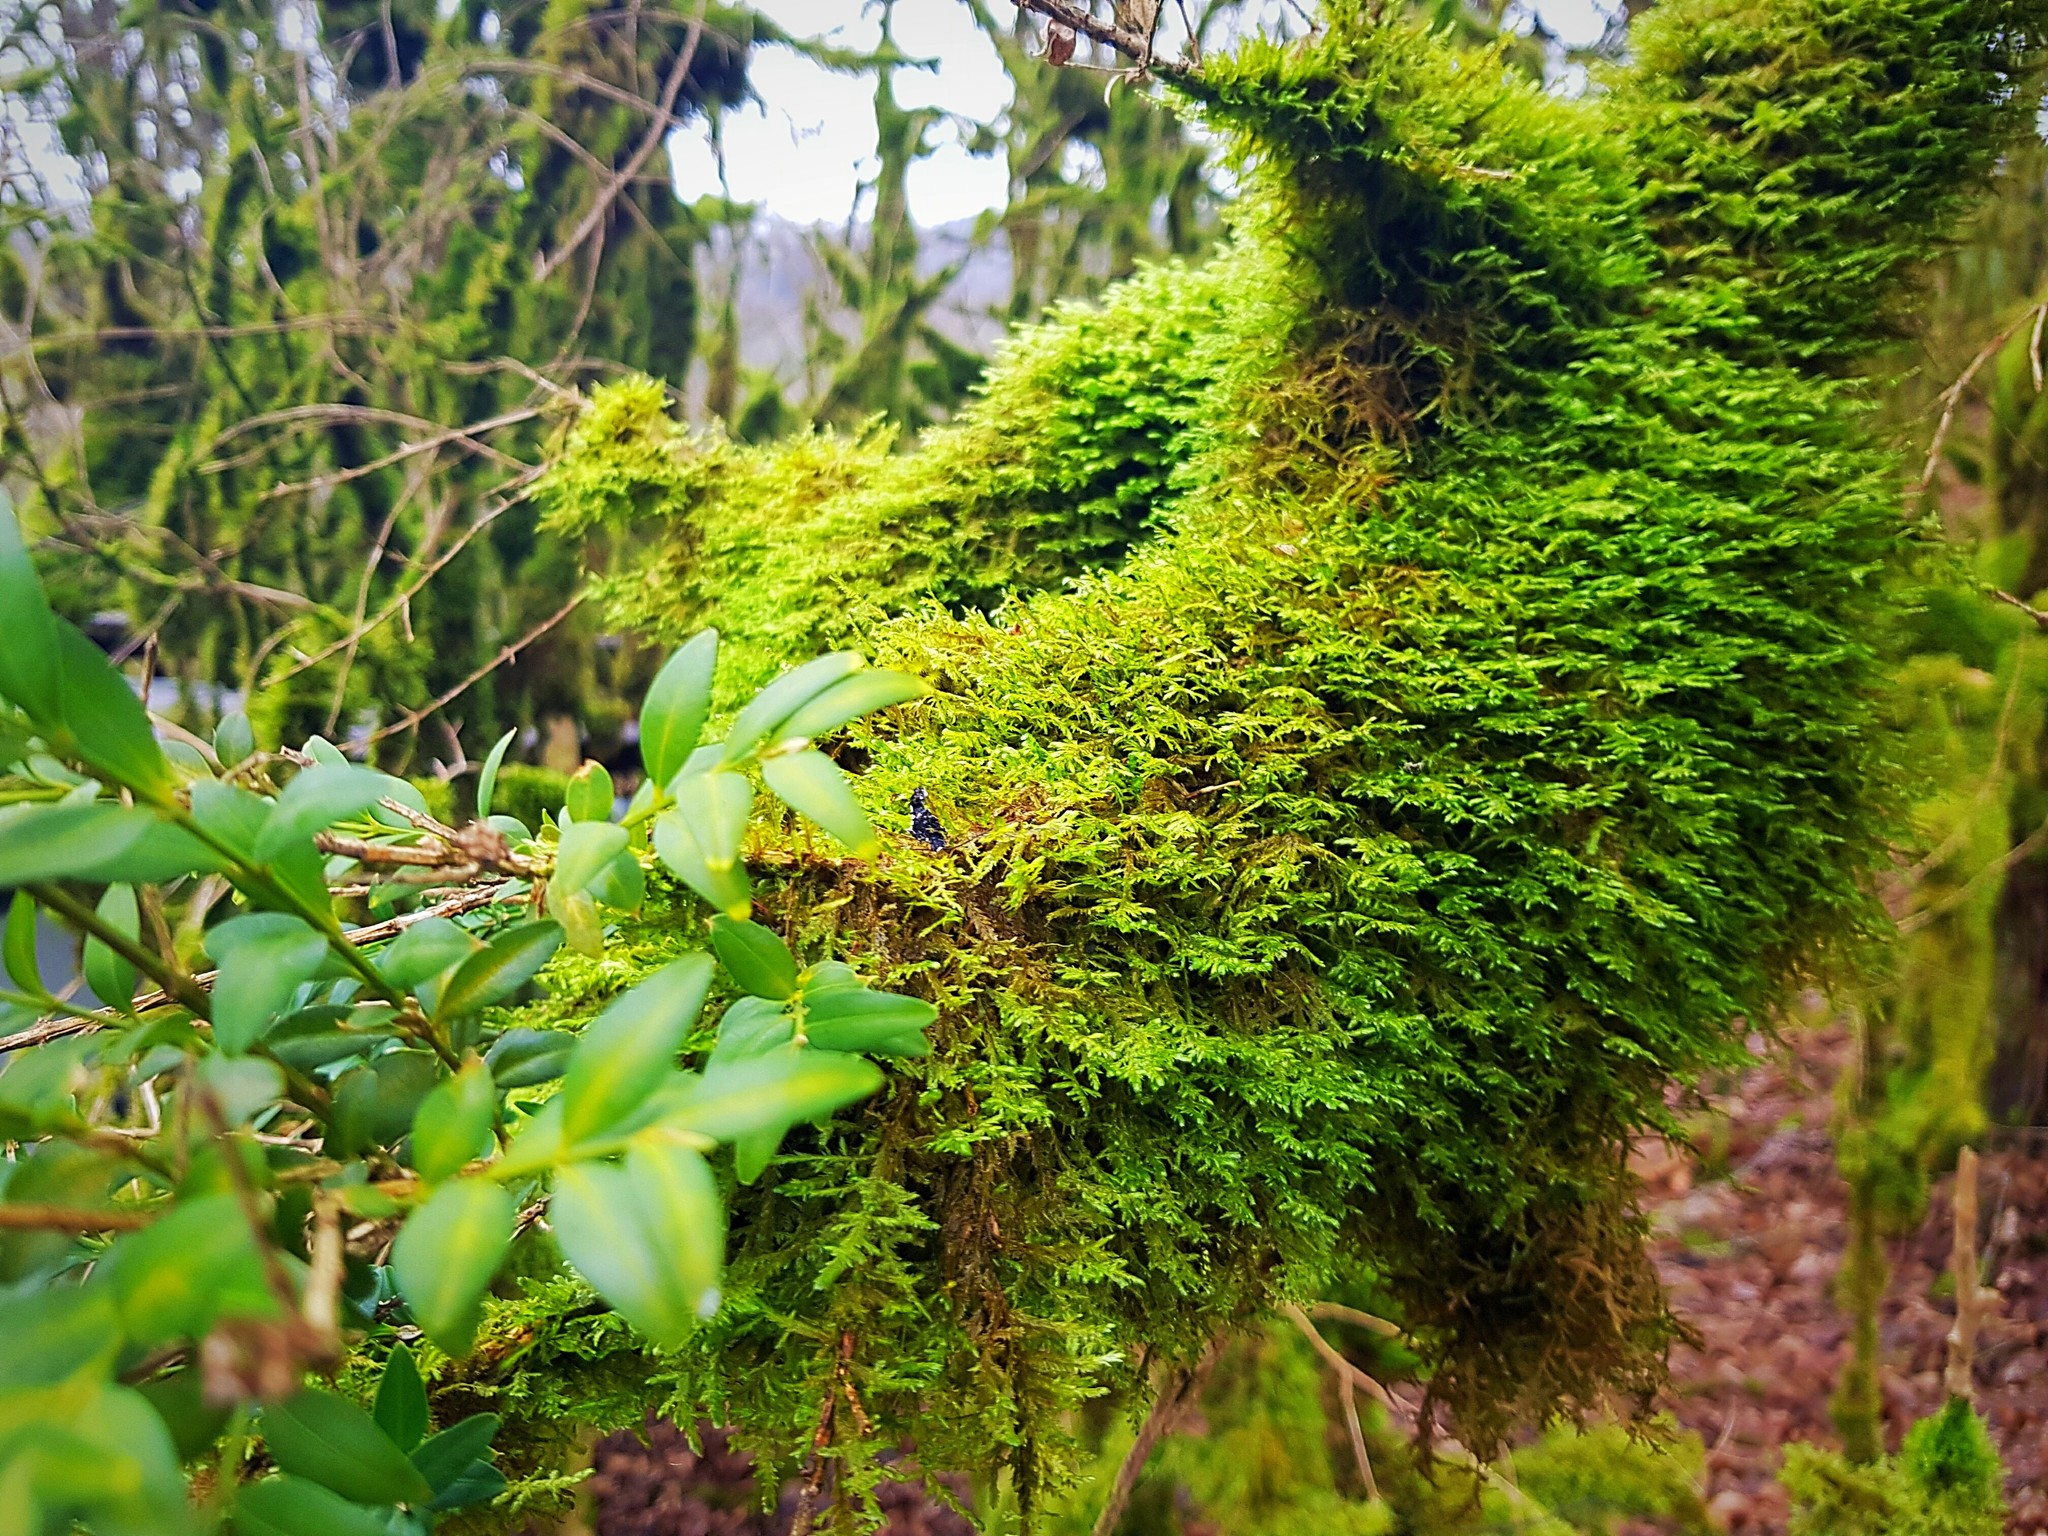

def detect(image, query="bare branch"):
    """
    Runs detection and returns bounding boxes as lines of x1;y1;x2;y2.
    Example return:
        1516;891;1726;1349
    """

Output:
1091;1336;1226;1536
0;1204;152;1231
0;885;517;1057
361;593;585;748
1009;0;1194;79
536;1;710;283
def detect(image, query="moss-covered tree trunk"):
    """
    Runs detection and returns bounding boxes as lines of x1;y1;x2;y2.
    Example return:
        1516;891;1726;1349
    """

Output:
516;0;2047;1515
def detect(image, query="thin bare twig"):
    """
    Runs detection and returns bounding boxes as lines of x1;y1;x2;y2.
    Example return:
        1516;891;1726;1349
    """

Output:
1921;308;2044;491
360;593;584;748
1091;1337;1227;1536
1308;1301;1403;1338
1897;808;2048;935
262;406;542;502
0;885;515;1057
0;1204;152;1231
536;2;710;282
1010;0;1194;78
1989;586;2048;631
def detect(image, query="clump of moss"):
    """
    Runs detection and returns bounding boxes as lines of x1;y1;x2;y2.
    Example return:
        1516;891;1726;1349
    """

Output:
511;0;2047;1516
1784;1398;2007;1536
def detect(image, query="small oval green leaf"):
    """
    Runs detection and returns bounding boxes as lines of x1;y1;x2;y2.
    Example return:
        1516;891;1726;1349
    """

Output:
651;808;751;919
550;1140;720;1350
564;760;614;824
82;882;139;1012
762;749;878;856
552;820;628;899
390;1179;515;1356
709;916;798;1001
261;1388;434;1505
639;630;719;788
372;1344;429;1452
206;913;329;1055
474;728;516;822
559;953;714;1144
410;1060;496;1182
433;920;563;1021
774;668;928;745
722;652;865;765
256;764;415;863
376;916;480;989
483;1028;576;1089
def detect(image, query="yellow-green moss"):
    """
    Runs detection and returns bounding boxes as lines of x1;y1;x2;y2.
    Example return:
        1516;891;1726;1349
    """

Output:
501;0;2046;1516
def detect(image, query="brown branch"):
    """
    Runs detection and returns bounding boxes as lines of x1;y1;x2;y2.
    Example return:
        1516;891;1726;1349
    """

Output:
787;1341;843;1536
1308;1301;1403;1338
1989;586;2048;631
0;1204;152;1231
361;592;584;748
1091;1336;1226;1536
0;885;514;1057
536;2;710;283
1339;1377;1379;1500
263;477;538;688
258;405;542;501
1920;308;2043;491
1282;1304;1398;1413
1945;1146;1999;1400
1896;808;2048;935
1010;0;1193;80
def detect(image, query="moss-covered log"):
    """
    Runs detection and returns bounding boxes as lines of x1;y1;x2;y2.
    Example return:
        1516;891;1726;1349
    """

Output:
515;0;2045;1510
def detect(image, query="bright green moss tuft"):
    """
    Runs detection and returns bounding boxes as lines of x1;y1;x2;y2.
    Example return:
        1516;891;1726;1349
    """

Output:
514;0;2047;1515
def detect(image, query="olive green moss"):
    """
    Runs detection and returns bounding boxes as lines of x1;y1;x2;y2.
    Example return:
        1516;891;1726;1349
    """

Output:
507;0;2046;1517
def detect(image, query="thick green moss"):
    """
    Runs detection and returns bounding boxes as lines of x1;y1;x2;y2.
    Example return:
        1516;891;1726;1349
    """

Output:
513;0;2045;1514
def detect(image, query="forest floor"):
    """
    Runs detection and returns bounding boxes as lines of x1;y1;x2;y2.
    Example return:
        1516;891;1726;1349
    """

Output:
576;1022;2048;1535
1639;1021;2048;1533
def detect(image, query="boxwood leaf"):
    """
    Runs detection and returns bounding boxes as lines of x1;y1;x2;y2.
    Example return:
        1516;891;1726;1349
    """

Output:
371;1344;429;1453
256;765;414;862
655;1047;882;1143
708;997;794;1069
670;770;750;875
483;1028;576;1089
709;916;797;1001
409;1413;499;1494
563;761;613;825
552;820;628;899
376;916;480;989
213;711;255;769
774;669;928;746
261;1388;433;1505
390;1179;515;1356
762;749;878;856
473;728;516;822
722;652;864;765
559;953;714;1143
0;496;61;724
639;630;718;788
550;1140;720;1350
54;620;173;797
82;883;139;1012
801;987;939;1055
433;920;562;1021
207;913;329;1055
426;1459;508;1513
3;891;38;993
651;809;751;919
0;802;152;887
233;1475;393;1536
410;1061;496;1182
